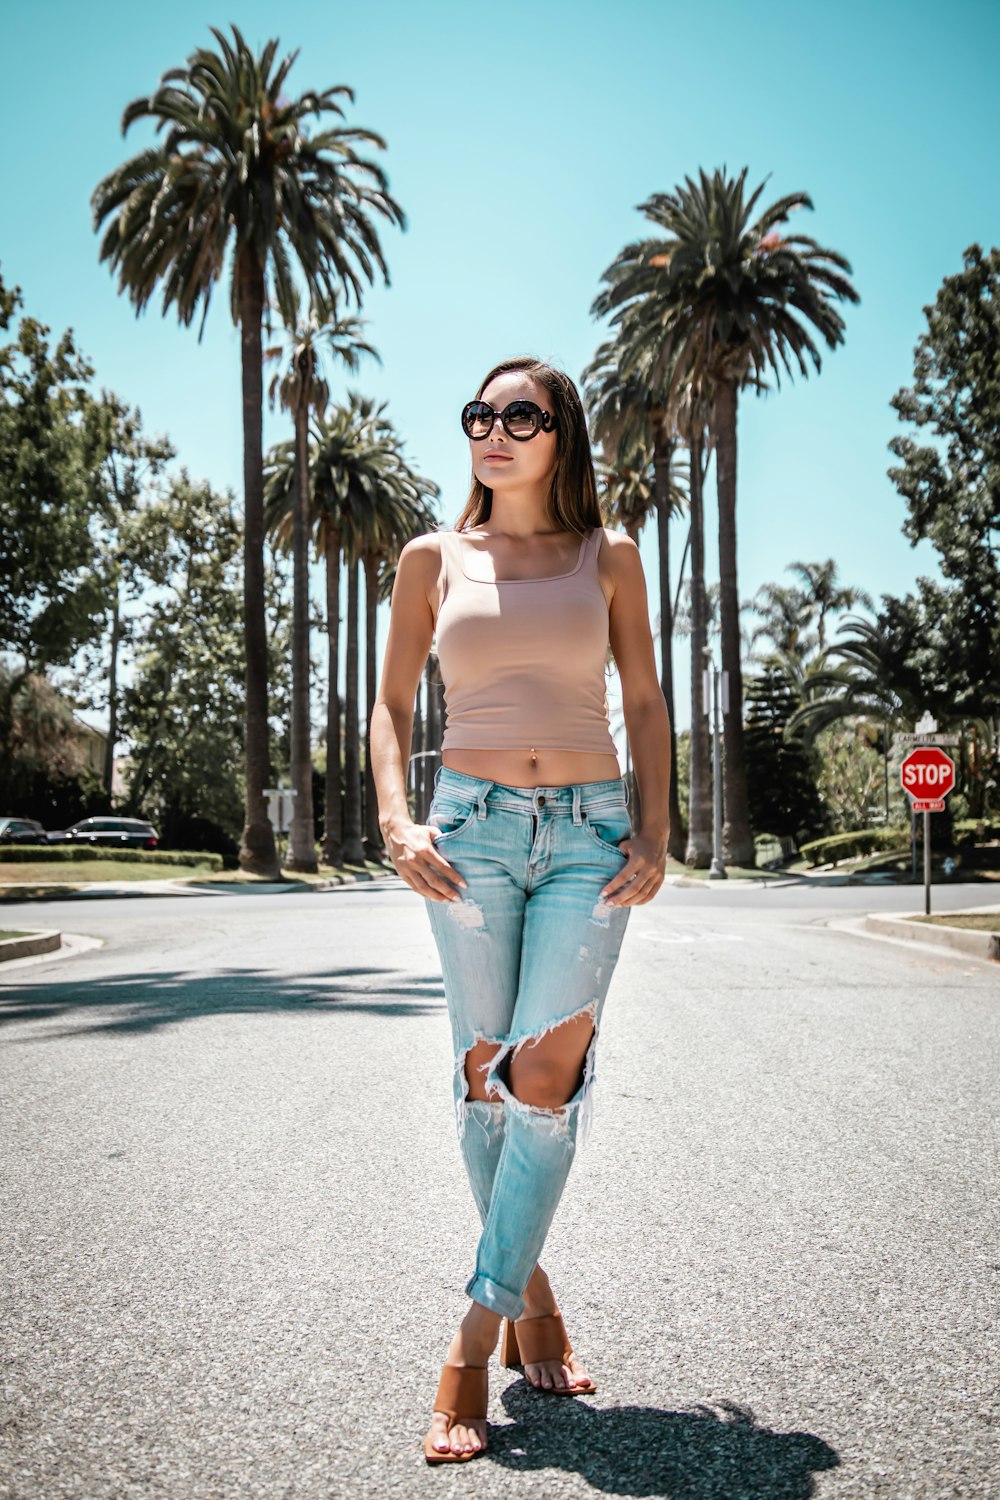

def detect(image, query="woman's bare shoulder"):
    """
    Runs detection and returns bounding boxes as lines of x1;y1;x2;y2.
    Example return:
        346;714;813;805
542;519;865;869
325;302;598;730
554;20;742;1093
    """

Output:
597;526;641;567
397;530;448;572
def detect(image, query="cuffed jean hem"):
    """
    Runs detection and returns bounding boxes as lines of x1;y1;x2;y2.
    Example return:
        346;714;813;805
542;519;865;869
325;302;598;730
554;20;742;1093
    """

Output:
464;1272;525;1321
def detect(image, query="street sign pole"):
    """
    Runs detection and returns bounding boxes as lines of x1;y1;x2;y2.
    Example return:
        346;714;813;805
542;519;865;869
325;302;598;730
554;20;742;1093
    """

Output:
899;729;956;918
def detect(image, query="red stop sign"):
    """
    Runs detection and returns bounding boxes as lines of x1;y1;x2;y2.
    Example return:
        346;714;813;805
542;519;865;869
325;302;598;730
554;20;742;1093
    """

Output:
900;747;956;800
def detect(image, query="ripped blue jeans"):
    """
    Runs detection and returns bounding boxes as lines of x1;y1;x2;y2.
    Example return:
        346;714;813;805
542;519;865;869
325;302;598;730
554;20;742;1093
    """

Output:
424;765;632;1321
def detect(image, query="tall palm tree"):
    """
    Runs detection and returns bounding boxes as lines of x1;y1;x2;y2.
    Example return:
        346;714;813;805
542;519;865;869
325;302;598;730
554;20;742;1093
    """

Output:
594;165;859;864
92;23;405;876
582;341;689;858
681;392;714;866
265;289;381;871
265;396;438;865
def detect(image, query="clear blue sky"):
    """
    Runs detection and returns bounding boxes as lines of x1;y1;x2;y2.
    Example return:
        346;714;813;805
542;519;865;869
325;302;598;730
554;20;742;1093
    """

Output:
3;0;997;737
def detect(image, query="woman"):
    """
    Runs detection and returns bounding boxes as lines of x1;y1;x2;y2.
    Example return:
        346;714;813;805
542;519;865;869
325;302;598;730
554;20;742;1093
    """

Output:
370;356;670;1464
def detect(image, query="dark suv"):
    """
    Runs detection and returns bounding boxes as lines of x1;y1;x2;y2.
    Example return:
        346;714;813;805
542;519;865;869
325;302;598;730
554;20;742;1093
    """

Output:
47;817;159;849
0;817;49;845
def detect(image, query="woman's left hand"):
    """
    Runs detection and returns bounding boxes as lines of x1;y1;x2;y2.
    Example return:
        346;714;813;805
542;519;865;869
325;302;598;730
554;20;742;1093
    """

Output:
599;829;668;906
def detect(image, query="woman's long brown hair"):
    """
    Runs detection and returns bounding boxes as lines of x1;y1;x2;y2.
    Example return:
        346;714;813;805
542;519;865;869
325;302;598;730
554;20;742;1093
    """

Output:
452;356;606;535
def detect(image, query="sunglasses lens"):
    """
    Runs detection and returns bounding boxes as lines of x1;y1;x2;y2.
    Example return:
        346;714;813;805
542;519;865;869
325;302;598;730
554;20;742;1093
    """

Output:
505;401;539;438
462;402;492;438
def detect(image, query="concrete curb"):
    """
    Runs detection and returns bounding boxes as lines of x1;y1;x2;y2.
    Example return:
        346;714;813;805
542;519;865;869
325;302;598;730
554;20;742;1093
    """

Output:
0;931;103;974
0;929;62;962
864;910;1000;963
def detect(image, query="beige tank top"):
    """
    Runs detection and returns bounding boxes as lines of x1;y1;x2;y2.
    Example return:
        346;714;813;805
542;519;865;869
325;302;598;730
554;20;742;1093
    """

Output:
434;526;617;754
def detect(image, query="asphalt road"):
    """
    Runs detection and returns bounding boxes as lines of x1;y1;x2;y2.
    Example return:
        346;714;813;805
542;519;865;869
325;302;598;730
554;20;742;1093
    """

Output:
2;878;998;1499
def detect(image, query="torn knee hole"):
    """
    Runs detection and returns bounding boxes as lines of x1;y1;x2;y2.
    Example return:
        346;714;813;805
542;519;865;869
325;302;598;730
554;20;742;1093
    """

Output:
507;1007;597;1111
461;1038;506;1102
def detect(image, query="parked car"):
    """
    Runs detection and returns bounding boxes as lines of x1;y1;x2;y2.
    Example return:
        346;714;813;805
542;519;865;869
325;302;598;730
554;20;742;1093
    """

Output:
0;816;49;845
46;817;159;850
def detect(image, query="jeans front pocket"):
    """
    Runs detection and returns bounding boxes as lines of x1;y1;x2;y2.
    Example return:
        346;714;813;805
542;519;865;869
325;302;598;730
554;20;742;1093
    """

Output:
582;806;632;856
427;797;479;844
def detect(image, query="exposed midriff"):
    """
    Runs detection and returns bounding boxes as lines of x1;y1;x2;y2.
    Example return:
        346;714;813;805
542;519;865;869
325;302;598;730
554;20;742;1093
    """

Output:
442;744;622;789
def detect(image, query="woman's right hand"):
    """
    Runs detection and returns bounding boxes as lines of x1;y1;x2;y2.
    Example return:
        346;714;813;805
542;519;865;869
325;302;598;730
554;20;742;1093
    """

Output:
382;818;469;903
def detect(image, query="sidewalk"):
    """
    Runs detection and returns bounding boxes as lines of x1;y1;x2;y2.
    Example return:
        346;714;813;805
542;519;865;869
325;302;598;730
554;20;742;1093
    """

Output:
863;905;1000;963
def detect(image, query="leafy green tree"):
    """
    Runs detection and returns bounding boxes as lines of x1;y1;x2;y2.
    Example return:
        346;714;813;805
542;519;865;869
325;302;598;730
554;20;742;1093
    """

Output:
814;720;894;833
119;473;292;854
887;243;1000;718
0;275;106;745
91;24;405;876
743;665;827;845
69;393;175;798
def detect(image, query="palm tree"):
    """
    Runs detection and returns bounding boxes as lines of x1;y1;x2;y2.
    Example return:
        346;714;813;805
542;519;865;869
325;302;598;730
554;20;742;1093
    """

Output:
786;560;873;652
265;396;438;865
582;340;689;858
681;392;714;866
749;582;817;663
265;289;381;871
92;24;405;876
593;165;859;864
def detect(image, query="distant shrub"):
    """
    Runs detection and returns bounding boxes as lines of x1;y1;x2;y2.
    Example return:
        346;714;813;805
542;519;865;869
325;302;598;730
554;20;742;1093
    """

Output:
953;819;1000;843
0;845;223;870
798;828;909;867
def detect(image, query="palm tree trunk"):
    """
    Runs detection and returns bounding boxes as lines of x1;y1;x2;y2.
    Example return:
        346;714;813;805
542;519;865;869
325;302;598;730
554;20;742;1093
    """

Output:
363;550;384;857
236;248;279;877
341;555;366;865
286;396;318;872
103;578;122;803
426;652;443;796
714;377;754;865
413;678;425;828
686;428;713;867
653;432;685;861
322;533;343;865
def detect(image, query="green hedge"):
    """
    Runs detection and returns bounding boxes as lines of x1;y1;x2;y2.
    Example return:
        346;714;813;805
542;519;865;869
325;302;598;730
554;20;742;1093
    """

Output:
953;818;1000;841
798;828;909;867
0;845;223;870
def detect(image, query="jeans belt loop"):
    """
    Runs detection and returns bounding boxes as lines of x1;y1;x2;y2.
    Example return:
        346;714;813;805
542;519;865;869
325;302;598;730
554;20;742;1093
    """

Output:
571;786;582;825
434;763;444;790
623;777;630;807
476;781;493;820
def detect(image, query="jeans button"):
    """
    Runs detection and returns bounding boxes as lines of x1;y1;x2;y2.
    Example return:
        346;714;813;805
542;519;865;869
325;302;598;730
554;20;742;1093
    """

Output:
537;796;546;806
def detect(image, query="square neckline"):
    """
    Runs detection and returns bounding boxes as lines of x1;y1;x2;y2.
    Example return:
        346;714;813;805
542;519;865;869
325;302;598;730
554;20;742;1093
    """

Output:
449;528;593;584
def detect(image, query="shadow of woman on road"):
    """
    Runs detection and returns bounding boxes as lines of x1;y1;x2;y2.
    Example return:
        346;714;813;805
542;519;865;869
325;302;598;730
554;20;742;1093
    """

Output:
485;1379;838;1497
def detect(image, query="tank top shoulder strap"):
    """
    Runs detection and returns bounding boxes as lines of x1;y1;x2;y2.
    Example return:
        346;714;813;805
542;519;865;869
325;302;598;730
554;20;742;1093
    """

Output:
588;525;606;563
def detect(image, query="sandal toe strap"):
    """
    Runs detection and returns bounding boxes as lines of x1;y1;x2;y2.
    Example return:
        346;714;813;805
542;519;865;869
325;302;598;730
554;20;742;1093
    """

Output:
514;1311;573;1365
433;1364;488;1421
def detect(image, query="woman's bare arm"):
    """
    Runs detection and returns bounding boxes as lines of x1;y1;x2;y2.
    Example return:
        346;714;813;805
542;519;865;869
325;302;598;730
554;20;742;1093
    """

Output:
369;535;467;903
601;531;671;906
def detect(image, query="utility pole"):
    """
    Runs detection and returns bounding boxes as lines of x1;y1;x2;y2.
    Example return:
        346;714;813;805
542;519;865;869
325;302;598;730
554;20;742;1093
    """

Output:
703;647;728;880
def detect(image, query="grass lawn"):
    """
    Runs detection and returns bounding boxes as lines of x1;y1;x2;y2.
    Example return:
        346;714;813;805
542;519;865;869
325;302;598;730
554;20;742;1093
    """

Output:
0;929;35;939
183;859;394;887
664;858;782;882
909;913;1000;932
0;856;396;900
0;859;215;888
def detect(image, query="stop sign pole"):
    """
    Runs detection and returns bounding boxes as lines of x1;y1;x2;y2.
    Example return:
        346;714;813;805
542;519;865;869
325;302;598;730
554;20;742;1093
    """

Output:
899;746;956;915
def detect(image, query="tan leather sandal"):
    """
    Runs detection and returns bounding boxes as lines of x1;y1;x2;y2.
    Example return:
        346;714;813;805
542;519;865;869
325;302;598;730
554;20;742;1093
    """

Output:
423;1364;489;1464
500;1309;597;1395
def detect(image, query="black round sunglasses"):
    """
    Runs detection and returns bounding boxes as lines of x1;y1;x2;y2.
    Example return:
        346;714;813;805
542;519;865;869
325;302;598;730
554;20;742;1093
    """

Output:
461;399;556;442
